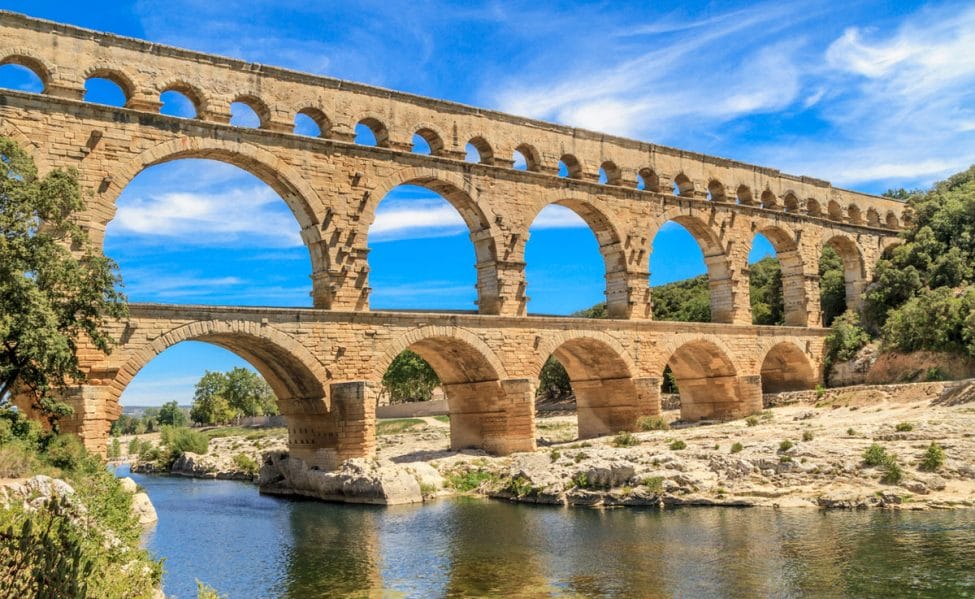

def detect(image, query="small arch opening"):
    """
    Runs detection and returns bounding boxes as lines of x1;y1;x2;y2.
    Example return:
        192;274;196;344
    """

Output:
465;137;493;164
637;168;660;192
230;98;268;128
707;180;726;202
413;128;444;156
885;211;900;229
866;208;881;227
159;89;198;119
294;108;329;137
806;198;823;217
0;60;45;93
783;193;799;213
513;144;540;172
599;161;621;185
355;118;389;147
736;185;754;205
673;173;694;197
848;204;864;224
84;77;128;107
558;154;583;179
760;190;779;210
827;200;844;221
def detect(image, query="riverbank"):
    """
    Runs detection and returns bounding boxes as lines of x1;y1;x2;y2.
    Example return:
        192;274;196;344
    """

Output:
128;380;975;510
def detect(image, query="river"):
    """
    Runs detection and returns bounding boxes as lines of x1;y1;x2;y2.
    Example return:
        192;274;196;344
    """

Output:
114;465;975;598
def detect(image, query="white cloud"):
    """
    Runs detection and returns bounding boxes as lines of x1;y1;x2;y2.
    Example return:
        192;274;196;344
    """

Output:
529;205;589;230
113;186;303;248
369;199;466;242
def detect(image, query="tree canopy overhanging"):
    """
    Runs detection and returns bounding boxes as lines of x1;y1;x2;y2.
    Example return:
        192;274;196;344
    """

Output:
0;137;126;425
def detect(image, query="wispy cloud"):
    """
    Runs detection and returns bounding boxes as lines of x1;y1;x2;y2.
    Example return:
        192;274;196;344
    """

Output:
112;186;302;247
529;205;588;230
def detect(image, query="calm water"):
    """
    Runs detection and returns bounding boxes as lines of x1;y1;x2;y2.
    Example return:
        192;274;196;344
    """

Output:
114;466;975;598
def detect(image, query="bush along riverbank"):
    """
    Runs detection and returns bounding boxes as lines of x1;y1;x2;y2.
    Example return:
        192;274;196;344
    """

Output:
0;409;163;598
127;381;975;510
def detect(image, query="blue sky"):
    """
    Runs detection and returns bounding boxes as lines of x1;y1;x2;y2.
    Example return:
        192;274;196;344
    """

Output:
2;0;974;406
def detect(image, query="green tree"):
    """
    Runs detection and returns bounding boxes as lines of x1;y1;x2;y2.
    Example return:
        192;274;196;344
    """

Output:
749;256;784;325
0;137;126;425
651;274;711;322
819;246;847;327
223;367;278;417
190;371;235;425
157;400;188;427
381;350;440;403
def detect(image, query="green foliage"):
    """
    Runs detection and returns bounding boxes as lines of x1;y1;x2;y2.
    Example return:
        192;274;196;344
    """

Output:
380;350;441;404
537;356;572;400
880;458;903;484
824;310;870;370
745;416;759;427
549;449;561;463
637;416;669;431
190;368;277;425
778;439;794;452
652;274;711;322
0;137;127;425
642;476;664;494
669;439;687;451
612;431;639;447
232;453;259;476
197;581;228;599
505;475;535;496
444;469;496;492
749;256;784;325
106;437;121;460
571;303;607;318
44;434;94;471
895;422;914;432
863;166;975;357
376;418;425;436
730;442;744;454
802;430;814;442
863;443;890;467
919;442;945;472
165;427;209;456
157;400;188;427
819;246;848;327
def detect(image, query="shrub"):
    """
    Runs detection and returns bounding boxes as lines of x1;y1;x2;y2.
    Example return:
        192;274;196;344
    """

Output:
895;422;914;432
43;435;92;472
549;449;561;463
745;416;759;427
571;472;591;489
637;416;669;431
847;428;857;437
166;428;209;456
730;442;743;454
919;442;945;472
802;430;814;442
778;440;794;452
612;431;639;448
127;437;143;456
232;453;259;476
669;439;687;451
573;452;589;464
643;476;664;494
107;438;121;460
824;311;870;369
863;443;889;466
445;469;495;492
881;458;903;484
815;384;826;399
0;442;45;478
506;475;534;496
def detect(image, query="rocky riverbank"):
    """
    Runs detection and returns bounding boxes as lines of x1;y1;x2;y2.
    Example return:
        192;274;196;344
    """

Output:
132;380;975;509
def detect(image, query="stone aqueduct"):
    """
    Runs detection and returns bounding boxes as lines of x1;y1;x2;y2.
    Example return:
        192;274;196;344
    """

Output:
1;13;906;464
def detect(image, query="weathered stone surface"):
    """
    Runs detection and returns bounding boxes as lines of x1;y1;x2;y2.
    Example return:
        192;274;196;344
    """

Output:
258;453;442;505
0;12;906;465
130;492;158;526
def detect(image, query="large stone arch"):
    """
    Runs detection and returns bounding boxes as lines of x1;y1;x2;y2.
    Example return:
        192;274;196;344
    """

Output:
658;337;761;421
759;340;818;393
820;233;867;318
748;223;809;326
524;194;633;318
94;137;331;305
650;207;736;323
0;117;49;174
372;325;530;454
109;319;328;413
537;331;643;438
361;166;504;314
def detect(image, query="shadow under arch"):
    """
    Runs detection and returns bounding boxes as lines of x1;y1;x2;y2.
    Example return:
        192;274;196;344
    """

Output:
525;196;632;318
650;208;735;323
363;167;503;314
374;325;532;455
760;341;817;393
663;338;760;421
537;331;643;438
750;224;809;326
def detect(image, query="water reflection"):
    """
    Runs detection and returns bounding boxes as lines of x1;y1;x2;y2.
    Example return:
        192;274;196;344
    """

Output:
118;467;975;599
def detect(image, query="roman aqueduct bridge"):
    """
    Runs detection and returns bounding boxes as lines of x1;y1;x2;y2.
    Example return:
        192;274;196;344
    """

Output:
0;12;906;463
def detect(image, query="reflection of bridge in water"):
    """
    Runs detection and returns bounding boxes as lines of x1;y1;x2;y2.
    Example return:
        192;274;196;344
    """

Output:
1;12;904;461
